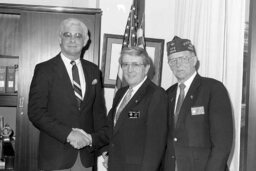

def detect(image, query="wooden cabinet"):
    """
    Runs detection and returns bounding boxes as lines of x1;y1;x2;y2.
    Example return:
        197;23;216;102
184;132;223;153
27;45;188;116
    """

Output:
0;3;101;171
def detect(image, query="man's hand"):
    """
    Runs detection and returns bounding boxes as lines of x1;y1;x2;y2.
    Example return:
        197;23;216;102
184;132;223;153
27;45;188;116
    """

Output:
67;129;91;149
73;128;92;146
102;151;108;169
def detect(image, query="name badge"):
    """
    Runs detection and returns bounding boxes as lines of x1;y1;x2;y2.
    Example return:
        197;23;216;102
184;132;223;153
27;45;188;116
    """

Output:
128;111;140;119
191;106;205;115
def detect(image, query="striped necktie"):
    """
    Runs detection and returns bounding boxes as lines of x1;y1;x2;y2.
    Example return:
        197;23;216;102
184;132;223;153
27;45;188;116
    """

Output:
71;61;82;109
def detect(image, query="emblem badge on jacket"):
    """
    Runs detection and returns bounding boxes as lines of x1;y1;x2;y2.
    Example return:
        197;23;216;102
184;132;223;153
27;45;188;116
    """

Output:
191;106;205;115
128;111;140;118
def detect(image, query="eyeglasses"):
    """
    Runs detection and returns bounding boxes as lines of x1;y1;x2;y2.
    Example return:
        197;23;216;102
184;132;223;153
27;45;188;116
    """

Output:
121;63;145;70
168;56;192;66
62;32;83;41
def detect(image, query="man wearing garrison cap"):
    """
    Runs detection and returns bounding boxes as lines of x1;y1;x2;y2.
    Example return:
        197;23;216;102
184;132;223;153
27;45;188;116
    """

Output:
162;36;233;171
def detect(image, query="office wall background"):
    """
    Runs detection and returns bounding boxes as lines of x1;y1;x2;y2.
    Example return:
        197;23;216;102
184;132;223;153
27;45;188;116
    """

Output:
0;0;244;171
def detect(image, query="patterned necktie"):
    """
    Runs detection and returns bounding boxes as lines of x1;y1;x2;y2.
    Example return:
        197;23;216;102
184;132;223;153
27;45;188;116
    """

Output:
114;88;133;125
175;83;186;125
71;61;82;109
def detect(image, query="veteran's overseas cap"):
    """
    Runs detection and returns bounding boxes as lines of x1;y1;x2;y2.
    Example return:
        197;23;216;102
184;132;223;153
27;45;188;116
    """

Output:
166;36;196;56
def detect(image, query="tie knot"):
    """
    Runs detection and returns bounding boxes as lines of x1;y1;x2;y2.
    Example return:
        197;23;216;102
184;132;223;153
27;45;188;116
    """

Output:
179;83;186;90
70;60;76;66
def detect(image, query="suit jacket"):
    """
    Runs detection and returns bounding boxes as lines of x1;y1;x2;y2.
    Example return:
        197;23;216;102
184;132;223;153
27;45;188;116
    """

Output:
107;78;168;171
163;74;233;171
28;54;109;170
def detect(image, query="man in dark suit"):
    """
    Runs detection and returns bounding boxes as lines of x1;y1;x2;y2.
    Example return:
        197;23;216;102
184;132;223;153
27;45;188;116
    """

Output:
102;47;168;171
28;18;108;171
163;36;233;171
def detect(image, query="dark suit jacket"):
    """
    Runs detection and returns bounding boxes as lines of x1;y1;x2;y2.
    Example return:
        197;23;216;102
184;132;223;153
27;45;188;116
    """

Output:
163;74;233;171
107;78;168;171
28;54;108;170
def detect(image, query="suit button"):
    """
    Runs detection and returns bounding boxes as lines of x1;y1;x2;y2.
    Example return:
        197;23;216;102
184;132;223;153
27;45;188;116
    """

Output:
173;138;178;142
111;143;114;147
171;155;175;159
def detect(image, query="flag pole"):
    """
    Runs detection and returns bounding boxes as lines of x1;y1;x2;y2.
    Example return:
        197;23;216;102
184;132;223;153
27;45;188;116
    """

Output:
114;0;145;91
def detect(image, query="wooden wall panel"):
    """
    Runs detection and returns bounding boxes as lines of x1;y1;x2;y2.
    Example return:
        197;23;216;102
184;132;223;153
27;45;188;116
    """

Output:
0;14;20;56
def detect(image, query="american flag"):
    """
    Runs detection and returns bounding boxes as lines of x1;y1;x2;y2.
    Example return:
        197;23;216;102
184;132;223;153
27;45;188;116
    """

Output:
115;1;145;90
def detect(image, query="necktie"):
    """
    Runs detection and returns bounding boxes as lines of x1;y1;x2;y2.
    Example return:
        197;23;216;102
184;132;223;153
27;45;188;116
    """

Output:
71;61;82;109
114;88;133;125
175;83;186;125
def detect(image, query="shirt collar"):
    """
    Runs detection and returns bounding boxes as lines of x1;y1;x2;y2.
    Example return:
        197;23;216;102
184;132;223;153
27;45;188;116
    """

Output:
179;71;197;90
130;76;147;94
61;53;81;65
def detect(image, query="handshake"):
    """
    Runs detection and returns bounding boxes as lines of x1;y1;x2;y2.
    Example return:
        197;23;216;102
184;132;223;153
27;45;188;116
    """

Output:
67;128;92;149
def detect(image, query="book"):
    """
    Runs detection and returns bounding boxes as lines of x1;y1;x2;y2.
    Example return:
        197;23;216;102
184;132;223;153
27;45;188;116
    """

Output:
5;66;15;93
0;66;6;93
14;64;18;92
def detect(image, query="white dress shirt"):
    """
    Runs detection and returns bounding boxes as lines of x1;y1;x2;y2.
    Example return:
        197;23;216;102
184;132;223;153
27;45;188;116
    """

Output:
61;54;86;99
174;72;197;112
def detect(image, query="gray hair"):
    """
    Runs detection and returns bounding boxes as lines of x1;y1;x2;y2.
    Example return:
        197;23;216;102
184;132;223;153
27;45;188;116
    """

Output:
119;46;151;66
58;18;88;37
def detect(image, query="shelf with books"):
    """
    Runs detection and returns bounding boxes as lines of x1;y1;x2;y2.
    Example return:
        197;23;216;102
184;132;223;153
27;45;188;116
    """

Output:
0;55;18;107
0;94;17;107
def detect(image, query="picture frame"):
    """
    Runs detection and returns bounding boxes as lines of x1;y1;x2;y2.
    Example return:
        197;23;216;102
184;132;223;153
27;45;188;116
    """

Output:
101;33;165;88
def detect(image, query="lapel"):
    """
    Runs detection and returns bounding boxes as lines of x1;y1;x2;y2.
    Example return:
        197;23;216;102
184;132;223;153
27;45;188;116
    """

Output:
113;78;151;134
168;84;178;128
110;87;128;125
53;54;77;105
80;59;90;108
112;88;128;115
175;74;201;128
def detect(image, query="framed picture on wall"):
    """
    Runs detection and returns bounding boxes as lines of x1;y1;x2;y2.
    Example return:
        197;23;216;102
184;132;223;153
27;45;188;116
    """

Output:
101;33;164;88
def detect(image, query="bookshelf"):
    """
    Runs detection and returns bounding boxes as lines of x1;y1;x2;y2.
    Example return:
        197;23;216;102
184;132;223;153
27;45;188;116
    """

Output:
0;94;17;107
0;53;17;170
0;55;18;107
